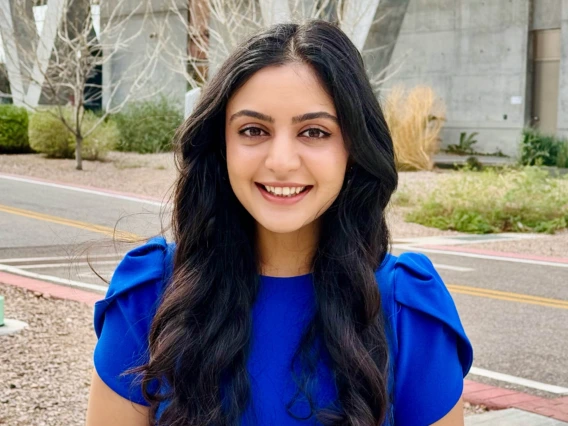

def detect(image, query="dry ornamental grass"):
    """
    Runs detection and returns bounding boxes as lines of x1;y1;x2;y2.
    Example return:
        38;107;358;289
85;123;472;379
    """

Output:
383;85;446;171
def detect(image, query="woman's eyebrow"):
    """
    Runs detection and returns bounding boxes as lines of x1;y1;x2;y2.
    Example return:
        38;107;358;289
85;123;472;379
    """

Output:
229;110;338;124
291;111;338;124
229;110;274;123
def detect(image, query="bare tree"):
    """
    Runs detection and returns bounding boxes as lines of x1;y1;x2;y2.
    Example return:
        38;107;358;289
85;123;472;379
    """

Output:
149;0;410;115
0;0;166;170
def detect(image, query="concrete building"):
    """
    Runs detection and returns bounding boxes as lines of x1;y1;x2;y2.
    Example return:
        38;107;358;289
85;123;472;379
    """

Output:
1;0;566;158
380;0;565;157
99;0;190;110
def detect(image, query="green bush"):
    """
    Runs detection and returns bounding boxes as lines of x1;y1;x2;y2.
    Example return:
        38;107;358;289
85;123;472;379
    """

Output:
113;97;183;153
446;132;479;155
406;166;568;234
29;108;118;160
0;105;31;153
81;112;119;161
520;128;568;168
29;109;74;158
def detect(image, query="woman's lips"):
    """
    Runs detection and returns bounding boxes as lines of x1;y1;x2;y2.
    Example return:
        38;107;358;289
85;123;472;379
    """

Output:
255;183;313;205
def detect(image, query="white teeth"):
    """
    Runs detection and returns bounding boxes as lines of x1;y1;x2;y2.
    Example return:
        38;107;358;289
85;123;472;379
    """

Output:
263;185;307;197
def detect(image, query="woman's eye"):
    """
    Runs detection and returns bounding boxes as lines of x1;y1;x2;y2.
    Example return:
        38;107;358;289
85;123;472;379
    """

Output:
239;127;267;137
301;128;331;139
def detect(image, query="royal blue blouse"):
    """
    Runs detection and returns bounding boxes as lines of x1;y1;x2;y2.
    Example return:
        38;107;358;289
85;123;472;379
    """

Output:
93;236;473;425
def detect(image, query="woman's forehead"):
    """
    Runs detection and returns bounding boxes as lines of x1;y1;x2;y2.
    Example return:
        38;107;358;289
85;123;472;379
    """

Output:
226;63;336;118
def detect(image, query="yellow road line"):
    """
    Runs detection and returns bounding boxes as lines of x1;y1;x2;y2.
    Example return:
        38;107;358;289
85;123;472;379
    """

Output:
0;204;141;242
448;284;568;310
3;203;567;310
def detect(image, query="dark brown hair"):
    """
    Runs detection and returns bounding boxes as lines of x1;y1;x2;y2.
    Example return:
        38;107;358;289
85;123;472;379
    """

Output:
130;20;398;426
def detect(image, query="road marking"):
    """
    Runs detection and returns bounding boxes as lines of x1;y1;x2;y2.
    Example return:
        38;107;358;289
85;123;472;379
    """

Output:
468;367;568;395
448;284;568;310
17;260;119;269
432;263;473;272
395;245;568;268
0;264;108;293
76;270;116;278
0;254;123;263
0;204;142;241
0;174;165;206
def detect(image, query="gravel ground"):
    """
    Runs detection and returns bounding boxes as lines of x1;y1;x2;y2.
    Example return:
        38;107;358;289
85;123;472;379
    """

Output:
0;284;96;426
0;151;178;200
460;229;568;258
0;284;485;424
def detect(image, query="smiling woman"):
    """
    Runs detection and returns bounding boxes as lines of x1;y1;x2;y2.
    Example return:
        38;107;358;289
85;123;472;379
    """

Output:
225;64;348;249
86;20;472;426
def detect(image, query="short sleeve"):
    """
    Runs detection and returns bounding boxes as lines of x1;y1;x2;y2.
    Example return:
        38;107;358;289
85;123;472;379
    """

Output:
93;235;174;406
391;252;473;425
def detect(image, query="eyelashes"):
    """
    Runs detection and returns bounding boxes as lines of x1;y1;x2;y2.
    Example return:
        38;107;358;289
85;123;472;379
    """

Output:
238;126;331;139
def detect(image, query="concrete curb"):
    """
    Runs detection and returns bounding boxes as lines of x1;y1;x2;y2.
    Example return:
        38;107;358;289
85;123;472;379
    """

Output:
0;271;103;307
418;244;568;264
0;172;165;203
464;380;568;422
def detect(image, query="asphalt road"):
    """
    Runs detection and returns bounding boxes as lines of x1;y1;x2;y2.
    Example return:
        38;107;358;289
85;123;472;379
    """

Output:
1;174;567;397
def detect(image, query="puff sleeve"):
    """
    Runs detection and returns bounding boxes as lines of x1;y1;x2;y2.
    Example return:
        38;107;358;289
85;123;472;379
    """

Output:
390;252;473;425
93;236;174;405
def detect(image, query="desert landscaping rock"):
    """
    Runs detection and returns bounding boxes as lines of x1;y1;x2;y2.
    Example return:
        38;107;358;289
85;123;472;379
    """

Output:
0;284;96;426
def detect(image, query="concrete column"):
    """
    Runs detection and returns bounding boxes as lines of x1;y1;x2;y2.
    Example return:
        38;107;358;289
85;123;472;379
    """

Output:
0;0;32;105
259;0;291;27
99;0;189;110
556;0;568;137
341;0;382;51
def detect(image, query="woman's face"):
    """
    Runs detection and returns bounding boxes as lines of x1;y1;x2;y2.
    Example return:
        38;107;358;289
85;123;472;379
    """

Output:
225;63;349;234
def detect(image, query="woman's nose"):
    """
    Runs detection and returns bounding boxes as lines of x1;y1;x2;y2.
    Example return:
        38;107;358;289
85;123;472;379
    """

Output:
264;134;301;175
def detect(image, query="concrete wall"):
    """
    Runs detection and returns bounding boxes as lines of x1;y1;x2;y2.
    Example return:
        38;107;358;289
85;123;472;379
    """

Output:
100;1;188;110
380;0;533;158
556;0;568;137
533;0;561;30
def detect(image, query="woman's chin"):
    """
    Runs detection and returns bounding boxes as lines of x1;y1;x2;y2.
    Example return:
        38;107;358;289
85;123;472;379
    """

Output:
256;217;314;235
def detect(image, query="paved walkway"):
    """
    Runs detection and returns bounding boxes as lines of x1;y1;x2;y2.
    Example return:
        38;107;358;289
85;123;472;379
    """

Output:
434;153;516;166
467;408;568;425
464;380;568;423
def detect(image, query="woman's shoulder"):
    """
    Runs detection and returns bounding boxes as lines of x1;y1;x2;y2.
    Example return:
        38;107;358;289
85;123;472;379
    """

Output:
375;251;474;424
375;251;473;367
93;235;175;339
92;236;175;405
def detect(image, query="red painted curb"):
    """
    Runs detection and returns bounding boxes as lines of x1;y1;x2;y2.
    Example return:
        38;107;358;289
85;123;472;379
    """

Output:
464;379;568;422
420;244;568;264
0;172;166;203
0;271;103;307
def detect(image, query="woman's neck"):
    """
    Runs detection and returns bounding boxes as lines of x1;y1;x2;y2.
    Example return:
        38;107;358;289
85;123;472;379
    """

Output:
256;222;319;277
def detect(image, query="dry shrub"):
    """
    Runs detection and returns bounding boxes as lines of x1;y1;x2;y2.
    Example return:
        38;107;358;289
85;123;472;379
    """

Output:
383;85;446;171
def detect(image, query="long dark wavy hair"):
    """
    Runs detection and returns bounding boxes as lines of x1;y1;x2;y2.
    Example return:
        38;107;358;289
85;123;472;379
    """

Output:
128;19;398;426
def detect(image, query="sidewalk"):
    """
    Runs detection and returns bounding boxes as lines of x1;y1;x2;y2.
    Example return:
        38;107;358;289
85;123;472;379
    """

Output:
2;271;568;425
434;153;516;167
466;409;568;425
463;379;568;424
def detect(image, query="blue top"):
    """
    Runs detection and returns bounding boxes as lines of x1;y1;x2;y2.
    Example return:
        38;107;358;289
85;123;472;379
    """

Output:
93;236;473;425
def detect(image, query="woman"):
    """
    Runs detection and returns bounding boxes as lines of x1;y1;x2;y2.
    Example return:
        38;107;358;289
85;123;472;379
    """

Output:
86;20;472;426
